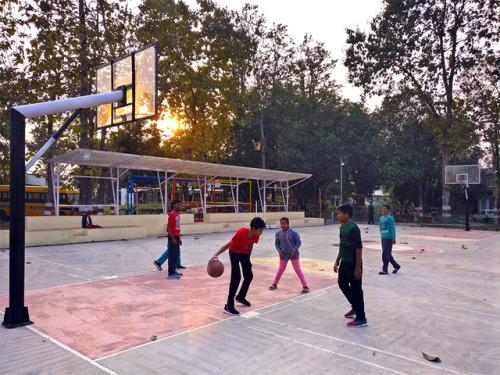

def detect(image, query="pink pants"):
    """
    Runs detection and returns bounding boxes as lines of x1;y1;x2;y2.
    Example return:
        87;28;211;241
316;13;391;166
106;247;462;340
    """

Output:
273;259;308;287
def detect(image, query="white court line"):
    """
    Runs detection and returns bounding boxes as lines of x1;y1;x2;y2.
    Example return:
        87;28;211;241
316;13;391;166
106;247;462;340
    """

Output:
246;323;407;375
21;323;119;375
253;314;463;374
96;318;227;362
403;274;500;310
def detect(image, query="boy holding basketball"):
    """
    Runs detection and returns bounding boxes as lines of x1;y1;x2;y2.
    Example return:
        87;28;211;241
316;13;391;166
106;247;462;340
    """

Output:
211;217;266;315
334;203;367;327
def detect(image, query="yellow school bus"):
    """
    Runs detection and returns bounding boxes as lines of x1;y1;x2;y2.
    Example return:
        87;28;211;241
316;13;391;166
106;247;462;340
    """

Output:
0;185;79;220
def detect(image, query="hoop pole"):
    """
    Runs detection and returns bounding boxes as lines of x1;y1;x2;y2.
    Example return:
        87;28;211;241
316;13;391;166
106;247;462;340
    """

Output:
15;90;123;119
3;109;32;328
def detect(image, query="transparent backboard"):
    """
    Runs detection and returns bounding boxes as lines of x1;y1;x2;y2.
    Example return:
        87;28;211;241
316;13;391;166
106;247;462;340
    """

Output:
96;43;157;129
445;165;480;184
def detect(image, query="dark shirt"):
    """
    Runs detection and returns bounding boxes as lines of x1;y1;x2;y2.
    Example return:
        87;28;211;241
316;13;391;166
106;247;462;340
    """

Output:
339;221;362;263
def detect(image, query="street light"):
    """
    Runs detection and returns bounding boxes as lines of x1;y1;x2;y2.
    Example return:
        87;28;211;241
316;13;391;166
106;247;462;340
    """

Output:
340;158;345;204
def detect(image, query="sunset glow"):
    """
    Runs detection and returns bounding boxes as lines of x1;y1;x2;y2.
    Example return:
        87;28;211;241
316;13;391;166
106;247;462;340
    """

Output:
156;111;184;138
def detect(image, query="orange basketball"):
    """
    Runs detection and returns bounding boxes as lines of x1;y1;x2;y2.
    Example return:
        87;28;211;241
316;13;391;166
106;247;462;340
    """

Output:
207;258;224;278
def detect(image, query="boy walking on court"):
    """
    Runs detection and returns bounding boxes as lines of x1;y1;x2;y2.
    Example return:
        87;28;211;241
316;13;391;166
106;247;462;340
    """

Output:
269;217;309;294
334;203;367;327
378;204;401;275
157;199;183;280
211;217;266;315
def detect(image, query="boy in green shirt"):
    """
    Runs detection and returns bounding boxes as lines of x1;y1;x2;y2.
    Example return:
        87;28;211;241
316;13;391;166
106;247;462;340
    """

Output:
334;203;367;327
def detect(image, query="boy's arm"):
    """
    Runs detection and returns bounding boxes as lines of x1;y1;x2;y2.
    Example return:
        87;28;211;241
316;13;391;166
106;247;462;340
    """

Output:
248;243;254;258
354;248;362;280
390;216;396;243
333;252;341;273
211;240;232;260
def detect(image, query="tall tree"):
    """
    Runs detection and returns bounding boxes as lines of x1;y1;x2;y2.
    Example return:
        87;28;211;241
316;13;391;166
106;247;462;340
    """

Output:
344;0;498;222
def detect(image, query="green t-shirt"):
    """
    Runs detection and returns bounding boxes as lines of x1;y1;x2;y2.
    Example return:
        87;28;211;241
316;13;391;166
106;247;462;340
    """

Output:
339;221;362;263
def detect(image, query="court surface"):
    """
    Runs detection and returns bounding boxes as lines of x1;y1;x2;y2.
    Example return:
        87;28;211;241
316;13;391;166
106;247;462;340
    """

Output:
1;224;499;374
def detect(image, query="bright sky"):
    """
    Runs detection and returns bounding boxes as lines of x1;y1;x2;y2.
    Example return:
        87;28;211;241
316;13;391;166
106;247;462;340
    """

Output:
185;0;384;107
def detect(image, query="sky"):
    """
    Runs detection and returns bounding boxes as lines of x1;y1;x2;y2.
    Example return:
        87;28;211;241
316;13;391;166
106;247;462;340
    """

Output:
184;0;384;106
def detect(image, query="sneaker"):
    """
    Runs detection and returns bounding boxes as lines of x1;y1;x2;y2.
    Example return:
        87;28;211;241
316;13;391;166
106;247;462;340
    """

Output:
153;260;162;271
393;266;401;274
269;284;277;290
167;274;180;280
347;319;367;327
344;309;356;319
235;297;251;306
379;271;388;275
174;271;183;277
223;305;239;315
301;286;310;294
176;265;186;269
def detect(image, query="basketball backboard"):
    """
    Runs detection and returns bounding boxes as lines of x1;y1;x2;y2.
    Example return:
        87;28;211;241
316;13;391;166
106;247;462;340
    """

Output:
445;165;480;184
96;43;157;129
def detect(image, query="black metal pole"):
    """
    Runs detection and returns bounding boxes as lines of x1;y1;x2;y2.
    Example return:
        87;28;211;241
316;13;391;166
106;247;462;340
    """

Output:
2;108;32;328
465;188;470;232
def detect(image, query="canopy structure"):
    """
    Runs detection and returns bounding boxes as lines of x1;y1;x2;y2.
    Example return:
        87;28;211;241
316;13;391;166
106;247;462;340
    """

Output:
48;149;312;215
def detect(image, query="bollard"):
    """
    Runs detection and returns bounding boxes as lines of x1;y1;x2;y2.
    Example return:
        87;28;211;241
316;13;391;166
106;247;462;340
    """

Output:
44;202;52;216
97;206;103;216
110;206;115;215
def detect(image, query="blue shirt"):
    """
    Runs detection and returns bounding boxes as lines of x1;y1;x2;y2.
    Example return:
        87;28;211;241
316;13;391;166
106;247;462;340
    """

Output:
275;228;301;260
379;214;396;239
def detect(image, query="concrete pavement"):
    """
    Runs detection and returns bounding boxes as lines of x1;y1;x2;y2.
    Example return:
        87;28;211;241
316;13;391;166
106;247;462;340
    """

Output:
1;223;499;374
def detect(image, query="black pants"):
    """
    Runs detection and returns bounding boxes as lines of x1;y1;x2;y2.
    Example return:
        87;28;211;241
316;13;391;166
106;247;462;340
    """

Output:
381;238;400;272
338;260;366;321
368;214;374;224
167;236;180;275
227;251;253;307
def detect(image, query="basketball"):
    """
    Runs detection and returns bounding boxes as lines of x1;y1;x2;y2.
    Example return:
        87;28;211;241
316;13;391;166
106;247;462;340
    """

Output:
207;258;224;278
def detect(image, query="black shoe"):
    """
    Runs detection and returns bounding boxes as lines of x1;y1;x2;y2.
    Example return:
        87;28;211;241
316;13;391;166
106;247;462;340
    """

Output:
223;305;239;315
153;260;162;271
393;266;401;274
235;297;251;307
176;265;186;269
379;271;388;275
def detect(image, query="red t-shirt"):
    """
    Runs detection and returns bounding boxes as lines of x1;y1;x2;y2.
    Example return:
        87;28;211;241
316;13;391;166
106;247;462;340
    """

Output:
167;210;181;236
229;228;259;254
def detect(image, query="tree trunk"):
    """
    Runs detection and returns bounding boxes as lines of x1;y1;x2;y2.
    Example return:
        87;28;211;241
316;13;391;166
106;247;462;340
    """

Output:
441;147;451;224
259;108;265;169
78;0;93;206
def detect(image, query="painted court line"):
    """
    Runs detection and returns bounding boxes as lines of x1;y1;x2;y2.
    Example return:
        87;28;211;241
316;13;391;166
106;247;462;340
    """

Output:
26;324;119;375
247;323;408;375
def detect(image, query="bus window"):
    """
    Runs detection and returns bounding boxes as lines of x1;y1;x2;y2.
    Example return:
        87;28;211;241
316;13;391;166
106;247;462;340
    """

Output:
68;193;79;204
59;193;69;204
26;192;44;203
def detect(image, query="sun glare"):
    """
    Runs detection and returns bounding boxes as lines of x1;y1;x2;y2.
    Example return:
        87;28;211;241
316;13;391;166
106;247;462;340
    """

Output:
157;111;183;138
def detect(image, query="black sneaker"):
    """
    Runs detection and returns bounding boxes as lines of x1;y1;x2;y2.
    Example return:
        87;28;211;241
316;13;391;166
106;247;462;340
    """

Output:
153;260;162;271
235;297;251;307
379;271;388;275
223;305;239;315
393;266;401;274
176;265;186;269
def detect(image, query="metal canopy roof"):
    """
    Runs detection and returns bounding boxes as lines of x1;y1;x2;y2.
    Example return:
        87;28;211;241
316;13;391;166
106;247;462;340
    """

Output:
48;149;312;182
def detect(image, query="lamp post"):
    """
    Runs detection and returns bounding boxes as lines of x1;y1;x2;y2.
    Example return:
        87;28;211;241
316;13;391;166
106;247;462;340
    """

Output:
340;158;344;204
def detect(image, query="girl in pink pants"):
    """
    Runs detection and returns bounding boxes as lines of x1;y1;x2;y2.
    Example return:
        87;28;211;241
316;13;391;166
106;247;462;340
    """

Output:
269;218;309;293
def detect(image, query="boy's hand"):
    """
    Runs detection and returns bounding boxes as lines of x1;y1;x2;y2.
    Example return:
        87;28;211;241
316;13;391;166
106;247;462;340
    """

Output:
333;263;339;273
179;238;183;246
354;266;362;280
278;250;284;259
291;250;296;259
392;239;396;245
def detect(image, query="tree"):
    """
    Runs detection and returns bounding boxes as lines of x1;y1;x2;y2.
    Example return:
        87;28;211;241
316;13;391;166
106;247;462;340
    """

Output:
374;92;441;211
19;0;133;204
462;52;500;223
344;0;499;222
136;0;254;163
